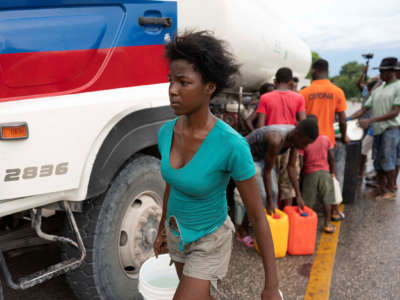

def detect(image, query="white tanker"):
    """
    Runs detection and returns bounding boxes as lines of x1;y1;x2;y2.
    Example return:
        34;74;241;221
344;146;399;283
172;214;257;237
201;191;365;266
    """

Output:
178;0;311;90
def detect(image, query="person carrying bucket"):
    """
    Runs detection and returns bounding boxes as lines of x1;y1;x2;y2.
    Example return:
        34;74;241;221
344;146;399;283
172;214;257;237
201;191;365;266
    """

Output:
153;31;281;300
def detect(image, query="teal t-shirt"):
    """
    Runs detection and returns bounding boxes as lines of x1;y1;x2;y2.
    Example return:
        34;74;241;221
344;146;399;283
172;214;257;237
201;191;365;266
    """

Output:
158;118;256;251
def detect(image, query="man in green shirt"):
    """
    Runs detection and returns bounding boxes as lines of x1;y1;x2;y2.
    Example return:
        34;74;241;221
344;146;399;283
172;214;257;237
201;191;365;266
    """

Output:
351;57;400;200
396;61;400;80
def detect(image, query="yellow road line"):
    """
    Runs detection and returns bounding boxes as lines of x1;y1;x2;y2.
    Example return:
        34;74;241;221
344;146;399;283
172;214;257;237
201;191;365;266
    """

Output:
304;204;344;300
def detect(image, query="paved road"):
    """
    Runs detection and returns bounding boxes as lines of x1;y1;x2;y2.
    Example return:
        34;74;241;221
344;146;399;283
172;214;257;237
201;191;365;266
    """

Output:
6;101;400;300
3;179;400;300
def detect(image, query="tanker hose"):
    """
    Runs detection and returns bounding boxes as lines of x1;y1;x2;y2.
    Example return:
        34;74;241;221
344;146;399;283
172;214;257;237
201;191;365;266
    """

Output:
0;279;4;300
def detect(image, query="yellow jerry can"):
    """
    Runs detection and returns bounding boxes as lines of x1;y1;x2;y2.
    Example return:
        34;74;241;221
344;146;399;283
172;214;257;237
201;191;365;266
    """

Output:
254;209;289;258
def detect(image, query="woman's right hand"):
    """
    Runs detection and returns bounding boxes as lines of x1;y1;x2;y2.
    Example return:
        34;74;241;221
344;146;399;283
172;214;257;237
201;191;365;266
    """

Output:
153;227;167;258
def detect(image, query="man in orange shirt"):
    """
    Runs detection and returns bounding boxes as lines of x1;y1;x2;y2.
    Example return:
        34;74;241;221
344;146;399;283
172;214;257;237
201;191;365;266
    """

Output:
300;59;348;220
300;59;348;147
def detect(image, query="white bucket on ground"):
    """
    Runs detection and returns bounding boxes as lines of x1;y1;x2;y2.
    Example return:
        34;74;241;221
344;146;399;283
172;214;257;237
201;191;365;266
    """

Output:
138;254;179;300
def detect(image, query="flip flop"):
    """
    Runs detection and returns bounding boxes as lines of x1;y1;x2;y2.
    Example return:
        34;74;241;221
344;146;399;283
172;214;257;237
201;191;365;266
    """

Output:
236;235;254;248
331;212;345;221
365;182;379;188
323;225;336;234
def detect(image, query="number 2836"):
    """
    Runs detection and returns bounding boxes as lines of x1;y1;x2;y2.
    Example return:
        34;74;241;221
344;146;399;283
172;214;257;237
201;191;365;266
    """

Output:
4;163;69;182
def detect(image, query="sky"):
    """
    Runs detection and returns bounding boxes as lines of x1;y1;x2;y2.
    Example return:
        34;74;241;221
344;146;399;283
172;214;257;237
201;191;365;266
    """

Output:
269;0;400;76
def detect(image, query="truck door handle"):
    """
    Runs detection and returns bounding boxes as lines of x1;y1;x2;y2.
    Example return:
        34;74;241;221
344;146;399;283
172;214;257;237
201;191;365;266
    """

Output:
138;17;172;28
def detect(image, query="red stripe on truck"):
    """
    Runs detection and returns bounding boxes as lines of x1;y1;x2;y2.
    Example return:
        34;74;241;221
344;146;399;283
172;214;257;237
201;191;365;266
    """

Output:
0;44;169;103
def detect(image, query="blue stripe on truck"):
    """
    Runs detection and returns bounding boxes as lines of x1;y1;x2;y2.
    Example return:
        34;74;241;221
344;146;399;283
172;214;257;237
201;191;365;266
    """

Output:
0;1;177;54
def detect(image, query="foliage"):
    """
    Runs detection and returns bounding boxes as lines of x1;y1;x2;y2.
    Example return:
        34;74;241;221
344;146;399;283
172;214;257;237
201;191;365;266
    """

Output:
306;51;321;79
331;61;366;100
306;50;366;100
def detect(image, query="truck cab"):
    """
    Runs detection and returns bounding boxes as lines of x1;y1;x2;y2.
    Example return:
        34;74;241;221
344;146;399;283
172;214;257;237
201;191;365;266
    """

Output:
0;1;310;299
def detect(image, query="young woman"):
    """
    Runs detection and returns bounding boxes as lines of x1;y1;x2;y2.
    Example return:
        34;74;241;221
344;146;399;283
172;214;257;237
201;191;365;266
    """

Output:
153;31;281;300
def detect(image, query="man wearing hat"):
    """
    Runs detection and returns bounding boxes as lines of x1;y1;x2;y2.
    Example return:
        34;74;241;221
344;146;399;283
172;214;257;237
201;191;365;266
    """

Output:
352;57;400;200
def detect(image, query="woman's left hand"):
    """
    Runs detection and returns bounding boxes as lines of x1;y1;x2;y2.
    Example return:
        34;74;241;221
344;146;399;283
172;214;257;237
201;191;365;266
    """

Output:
261;287;282;300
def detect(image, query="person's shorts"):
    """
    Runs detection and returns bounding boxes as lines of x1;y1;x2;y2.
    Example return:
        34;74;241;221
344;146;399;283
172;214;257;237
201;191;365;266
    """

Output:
361;134;373;156
373;127;400;172
397;138;400;166
166;217;235;289
275;151;300;200
302;170;335;209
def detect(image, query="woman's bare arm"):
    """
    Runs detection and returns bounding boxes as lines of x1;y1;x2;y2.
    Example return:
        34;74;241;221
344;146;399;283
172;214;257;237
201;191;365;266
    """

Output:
154;183;170;257
236;177;281;299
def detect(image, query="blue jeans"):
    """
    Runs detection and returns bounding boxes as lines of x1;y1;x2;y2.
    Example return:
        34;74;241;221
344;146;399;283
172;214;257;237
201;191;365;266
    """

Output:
373;128;400;172
397;137;400;166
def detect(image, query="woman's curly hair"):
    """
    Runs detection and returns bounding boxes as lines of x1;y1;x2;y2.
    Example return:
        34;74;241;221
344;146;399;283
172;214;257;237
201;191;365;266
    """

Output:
165;31;240;97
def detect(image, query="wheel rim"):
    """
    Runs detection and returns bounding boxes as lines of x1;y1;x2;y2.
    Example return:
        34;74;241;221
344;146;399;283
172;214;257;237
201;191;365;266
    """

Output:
118;191;162;279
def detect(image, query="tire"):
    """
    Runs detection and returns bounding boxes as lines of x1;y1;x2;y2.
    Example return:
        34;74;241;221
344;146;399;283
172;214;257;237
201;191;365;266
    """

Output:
63;154;165;300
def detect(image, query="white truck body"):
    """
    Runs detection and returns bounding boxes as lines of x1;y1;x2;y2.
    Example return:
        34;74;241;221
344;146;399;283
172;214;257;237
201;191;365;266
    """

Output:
0;1;310;216
0;1;310;298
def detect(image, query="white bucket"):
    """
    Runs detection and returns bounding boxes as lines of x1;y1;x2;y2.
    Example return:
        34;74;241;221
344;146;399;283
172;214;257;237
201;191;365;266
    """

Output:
233;188;245;225
334;120;364;141
138;254;179;300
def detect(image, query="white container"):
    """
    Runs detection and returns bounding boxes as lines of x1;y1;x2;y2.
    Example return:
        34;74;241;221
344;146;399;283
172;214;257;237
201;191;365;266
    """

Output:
178;0;311;90
138;254;179;300
233;188;246;225
334;120;364;141
226;102;245;113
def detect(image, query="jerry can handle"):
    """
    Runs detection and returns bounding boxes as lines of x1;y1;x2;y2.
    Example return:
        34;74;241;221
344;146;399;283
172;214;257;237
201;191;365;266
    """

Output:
296;207;308;217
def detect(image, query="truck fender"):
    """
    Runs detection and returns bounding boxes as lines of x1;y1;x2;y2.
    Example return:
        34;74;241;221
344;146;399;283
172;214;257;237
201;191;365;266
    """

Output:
86;105;174;199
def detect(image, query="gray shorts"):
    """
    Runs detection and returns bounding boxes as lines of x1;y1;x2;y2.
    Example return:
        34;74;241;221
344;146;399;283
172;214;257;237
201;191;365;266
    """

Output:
166;217;235;288
302;170;335;208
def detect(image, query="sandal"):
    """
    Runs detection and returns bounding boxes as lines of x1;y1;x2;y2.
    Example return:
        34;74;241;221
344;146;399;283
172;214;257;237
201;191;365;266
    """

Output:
365;182;379;188
236;235;254;248
331;212;345;221
323;224;336;234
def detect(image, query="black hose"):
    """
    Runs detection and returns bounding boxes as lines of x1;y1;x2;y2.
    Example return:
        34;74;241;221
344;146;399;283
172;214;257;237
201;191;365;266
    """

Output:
0;279;4;300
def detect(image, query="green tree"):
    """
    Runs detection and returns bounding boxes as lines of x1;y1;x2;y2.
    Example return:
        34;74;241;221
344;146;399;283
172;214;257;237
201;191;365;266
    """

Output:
331;61;366;100
306;51;321;79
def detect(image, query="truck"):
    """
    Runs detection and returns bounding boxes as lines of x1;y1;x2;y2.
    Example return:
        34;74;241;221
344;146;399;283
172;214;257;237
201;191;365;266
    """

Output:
0;0;310;299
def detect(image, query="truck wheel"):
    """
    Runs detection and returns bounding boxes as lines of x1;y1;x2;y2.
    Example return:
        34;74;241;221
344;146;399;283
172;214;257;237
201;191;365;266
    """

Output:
63;154;165;300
